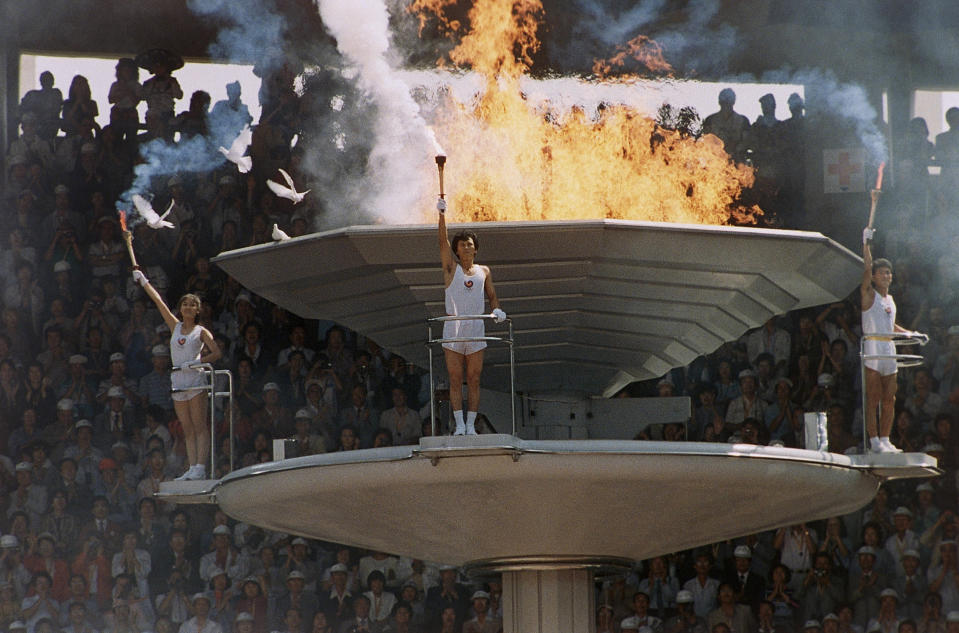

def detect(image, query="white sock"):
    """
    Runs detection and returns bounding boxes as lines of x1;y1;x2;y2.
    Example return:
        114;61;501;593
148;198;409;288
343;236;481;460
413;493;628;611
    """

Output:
453;410;465;434
870;437;881;450
466;411;477;434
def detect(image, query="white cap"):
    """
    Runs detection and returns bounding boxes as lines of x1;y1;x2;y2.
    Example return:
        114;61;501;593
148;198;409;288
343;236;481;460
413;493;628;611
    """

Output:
329;563;348;574
290;537;308;546
192;593;210;604
57;398;74;411
676;590;694;603
903;549;920;560
733;545;751;558
109;352;125;363
817;373;834;386
0;535;19;548
14;462;31;472
917;482;934;493
822;614;839;623
75;419;93;430
54;261;71;273
738;369;756;380
857;545;877;556
54;184;69;194
235;612;254;623
805;621;822;630
262;382;280;392
893;506;913;517
212;525;231;536
471;590;490;601
107;386;125;398
69;354;87;364
286;570;305;581
880;588;899;600
8;621;26;630
295;408;312;419
152;345;170;356
620;616;641;630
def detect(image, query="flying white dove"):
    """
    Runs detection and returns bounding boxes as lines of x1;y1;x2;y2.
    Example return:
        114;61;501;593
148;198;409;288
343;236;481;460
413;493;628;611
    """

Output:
266;168;310;204
271;224;291;241
131;194;175;229
218;125;253;173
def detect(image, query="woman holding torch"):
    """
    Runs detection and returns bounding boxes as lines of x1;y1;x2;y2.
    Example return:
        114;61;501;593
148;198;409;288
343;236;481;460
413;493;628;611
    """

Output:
125;217;221;479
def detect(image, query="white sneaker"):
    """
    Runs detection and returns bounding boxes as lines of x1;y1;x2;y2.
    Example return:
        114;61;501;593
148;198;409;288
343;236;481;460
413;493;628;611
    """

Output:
185;465;207;481
453;421;466;436
869;437;882;454
466;421;477;435
174;465;196;481
879;438;902;453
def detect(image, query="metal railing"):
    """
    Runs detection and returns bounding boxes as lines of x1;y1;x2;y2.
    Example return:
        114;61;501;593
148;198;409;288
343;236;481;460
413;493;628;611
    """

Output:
859;332;927;452
427;315;516;436
170;364;235;473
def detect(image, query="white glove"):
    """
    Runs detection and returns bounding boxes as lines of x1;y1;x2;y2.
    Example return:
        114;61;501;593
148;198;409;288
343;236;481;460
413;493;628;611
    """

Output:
437;197;447;214
132;270;148;287
862;227;875;244
492;308;506;323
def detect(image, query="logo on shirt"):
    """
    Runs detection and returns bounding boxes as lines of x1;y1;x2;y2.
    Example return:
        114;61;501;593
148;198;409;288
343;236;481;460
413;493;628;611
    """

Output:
464;279;474;290
177;337;186;345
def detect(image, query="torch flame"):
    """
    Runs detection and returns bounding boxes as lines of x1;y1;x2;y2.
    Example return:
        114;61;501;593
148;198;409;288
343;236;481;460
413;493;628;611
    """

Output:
118;209;128;232
411;0;761;226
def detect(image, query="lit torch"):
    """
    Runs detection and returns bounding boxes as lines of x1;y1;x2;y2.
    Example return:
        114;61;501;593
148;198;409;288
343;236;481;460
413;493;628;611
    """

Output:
435;154;447;199
118;210;140;270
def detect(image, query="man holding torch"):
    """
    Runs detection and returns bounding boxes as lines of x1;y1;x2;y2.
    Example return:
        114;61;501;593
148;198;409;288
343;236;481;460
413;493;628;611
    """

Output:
861;183;926;453
435;155;506;435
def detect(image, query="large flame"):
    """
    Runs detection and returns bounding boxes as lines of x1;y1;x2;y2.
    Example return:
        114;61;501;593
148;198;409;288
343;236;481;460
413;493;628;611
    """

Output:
409;0;760;225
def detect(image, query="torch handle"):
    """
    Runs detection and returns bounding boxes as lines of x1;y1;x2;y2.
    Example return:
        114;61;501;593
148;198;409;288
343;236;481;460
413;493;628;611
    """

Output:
438;164;445;199
122;230;140;270
867;189;880;230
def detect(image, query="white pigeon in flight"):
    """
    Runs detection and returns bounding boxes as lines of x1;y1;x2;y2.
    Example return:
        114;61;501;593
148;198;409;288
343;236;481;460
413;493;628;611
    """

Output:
266;168;310;204
218;125;253;173
271;224;291;241
131;194;175;229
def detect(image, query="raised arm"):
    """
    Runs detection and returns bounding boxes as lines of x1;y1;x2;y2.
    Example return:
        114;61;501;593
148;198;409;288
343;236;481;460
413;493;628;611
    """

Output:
133;271;179;331
437;198;454;276
861;232;875;312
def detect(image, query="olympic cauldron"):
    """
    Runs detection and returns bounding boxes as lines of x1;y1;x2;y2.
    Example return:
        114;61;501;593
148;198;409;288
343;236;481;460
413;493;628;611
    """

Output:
203;220;938;633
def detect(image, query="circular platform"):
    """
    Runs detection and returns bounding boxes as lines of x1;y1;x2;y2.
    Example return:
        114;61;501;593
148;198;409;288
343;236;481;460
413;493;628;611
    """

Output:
211;435;938;566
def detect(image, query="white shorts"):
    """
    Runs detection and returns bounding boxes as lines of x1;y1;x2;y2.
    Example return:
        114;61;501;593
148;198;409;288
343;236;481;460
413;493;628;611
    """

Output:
442;318;486;356
442;341;487;356
171;368;208;401
865;358;897;377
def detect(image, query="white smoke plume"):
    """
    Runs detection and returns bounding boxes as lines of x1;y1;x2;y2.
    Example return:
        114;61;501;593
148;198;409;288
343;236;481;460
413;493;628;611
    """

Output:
316;0;440;223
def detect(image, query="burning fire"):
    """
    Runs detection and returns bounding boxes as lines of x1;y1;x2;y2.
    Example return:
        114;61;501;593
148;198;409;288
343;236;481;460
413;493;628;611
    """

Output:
118;209;128;232
409;0;760;225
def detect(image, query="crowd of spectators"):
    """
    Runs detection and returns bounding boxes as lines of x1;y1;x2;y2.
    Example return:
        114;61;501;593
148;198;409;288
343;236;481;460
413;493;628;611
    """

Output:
2;58;958;633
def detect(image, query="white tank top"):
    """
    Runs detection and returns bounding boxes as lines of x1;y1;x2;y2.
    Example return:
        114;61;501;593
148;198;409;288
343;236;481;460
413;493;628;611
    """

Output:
444;265;487;342
446;264;486;317
862;291;896;357
171;322;204;369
